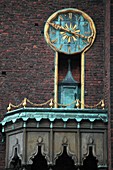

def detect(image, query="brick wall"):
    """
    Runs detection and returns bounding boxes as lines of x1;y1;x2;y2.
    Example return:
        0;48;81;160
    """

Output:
0;0;106;114
104;0;111;169
85;1;105;106
110;1;113;169
0;0;109;169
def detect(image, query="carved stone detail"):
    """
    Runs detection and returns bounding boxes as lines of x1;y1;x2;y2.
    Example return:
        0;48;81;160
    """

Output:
88;136;94;144
28;137;50;165
37;136;43;144
54;136;77;165
83;136;96;160
62;136;68;144
9;138;22;169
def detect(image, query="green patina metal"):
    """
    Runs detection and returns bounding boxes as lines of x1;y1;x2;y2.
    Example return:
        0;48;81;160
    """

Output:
58;60;80;108
1;107;108;126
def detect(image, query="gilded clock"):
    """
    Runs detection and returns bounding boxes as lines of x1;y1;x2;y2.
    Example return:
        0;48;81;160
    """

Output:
44;8;96;54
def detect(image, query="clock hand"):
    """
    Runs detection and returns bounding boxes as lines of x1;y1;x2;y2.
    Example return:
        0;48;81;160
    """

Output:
48;22;91;41
71;31;94;43
47;22;72;33
70;30;89;39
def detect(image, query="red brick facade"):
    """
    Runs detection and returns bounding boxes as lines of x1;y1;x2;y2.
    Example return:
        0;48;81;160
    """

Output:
110;1;113;169
0;0;112;169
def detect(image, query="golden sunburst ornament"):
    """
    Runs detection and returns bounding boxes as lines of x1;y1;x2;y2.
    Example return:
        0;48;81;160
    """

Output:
60;23;80;43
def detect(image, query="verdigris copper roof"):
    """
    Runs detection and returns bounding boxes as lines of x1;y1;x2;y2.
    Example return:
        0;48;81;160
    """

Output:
1;108;108;126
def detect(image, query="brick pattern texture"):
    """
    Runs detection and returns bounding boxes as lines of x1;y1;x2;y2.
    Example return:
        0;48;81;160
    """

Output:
0;0;111;169
110;1;113;169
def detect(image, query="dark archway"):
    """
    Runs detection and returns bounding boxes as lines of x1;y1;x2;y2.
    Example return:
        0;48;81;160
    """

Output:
83;146;98;170
31;146;49;170
53;146;77;170
9;148;21;170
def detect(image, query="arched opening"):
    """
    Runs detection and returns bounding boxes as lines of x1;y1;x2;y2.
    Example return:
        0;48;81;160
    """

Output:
31;145;49;170
53;146;76;170
9;148;21;169
83;146;98;170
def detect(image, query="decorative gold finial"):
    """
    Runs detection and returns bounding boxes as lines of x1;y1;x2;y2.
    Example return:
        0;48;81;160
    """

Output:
101;100;105;109
23;98;27;108
49;98;53;108
76;99;80;109
7;103;11;112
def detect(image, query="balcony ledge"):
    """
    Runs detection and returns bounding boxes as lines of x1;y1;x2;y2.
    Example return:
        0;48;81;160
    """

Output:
1;107;108;126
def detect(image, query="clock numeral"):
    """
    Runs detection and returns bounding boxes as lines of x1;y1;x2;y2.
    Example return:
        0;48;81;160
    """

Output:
52;31;56;35
59;44;63;50
51;38;58;43
83;23;88;26
77;16;81;21
85;31;91;34
59;15;64;21
77;45;81;50
82;40;88;44
69;13;72;19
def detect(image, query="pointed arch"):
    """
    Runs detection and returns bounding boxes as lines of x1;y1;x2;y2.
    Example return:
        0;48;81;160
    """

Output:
28;136;50;165
54;136;77;166
9;138;22;169
31;145;49;170
83;146;98;170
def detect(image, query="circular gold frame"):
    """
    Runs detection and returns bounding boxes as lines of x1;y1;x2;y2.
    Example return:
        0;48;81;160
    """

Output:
44;8;96;54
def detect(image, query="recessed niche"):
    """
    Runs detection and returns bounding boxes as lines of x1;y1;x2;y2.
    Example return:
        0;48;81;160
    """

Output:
1;71;6;76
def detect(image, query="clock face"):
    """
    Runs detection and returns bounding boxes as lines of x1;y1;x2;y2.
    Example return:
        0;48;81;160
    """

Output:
44;8;96;54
